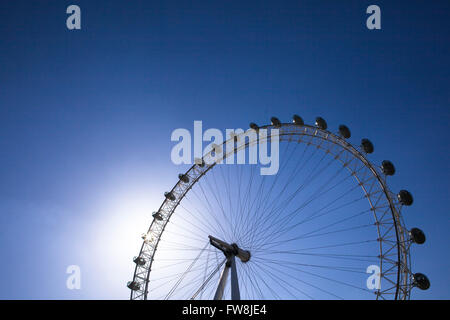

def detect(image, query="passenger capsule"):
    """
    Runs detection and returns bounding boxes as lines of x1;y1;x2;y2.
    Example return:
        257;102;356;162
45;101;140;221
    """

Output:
178;173;190;183
361;139;374;154
338;125;351;139
271;117;281;128
152;211;163;221
292;114;304;126
413;273;430;290
315;117;327;130
133;256;146;266
410;228;426;244
164;191;176;201
249;122;259;131
381;160;396;176
127;281;140;291
397;190;413;206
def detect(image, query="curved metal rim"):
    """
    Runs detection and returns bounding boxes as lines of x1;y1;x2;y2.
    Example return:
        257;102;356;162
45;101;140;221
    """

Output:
130;123;411;300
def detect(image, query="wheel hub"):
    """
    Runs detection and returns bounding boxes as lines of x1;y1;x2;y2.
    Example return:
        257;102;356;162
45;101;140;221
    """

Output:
209;235;251;263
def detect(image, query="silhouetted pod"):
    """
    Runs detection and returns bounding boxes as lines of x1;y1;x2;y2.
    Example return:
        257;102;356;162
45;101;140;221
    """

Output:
164;191;176;201
271;117;281;128
413;273;430;290
410;228;426;244
127;281;140;291
397;190;413;206
133;256;146;266
315;117;327;130
361;139;374;154
293;115;304;126
249;122;259;131
338;125;351;139
152;211;163;221
381;160;396;176
178;173;189;183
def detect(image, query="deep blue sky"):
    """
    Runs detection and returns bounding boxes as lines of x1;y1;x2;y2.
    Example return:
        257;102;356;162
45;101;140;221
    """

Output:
0;0;448;299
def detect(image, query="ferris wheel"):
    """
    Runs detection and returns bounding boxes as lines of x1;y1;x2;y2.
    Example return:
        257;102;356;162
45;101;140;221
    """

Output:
128;115;429;300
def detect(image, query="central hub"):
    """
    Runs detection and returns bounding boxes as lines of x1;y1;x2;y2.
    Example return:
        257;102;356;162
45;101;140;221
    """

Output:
209;235;251;263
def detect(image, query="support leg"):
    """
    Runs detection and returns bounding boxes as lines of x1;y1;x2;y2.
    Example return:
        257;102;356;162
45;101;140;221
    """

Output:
213;263;230;300
230;255;240;300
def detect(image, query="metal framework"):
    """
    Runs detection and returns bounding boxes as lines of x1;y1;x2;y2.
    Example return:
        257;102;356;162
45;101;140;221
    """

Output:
129;122;417;300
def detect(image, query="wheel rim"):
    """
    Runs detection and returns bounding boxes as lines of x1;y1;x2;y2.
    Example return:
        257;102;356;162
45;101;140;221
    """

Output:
130;122;413;300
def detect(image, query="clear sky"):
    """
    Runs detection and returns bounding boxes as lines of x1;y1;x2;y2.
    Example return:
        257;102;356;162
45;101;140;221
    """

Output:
0;0;448;299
